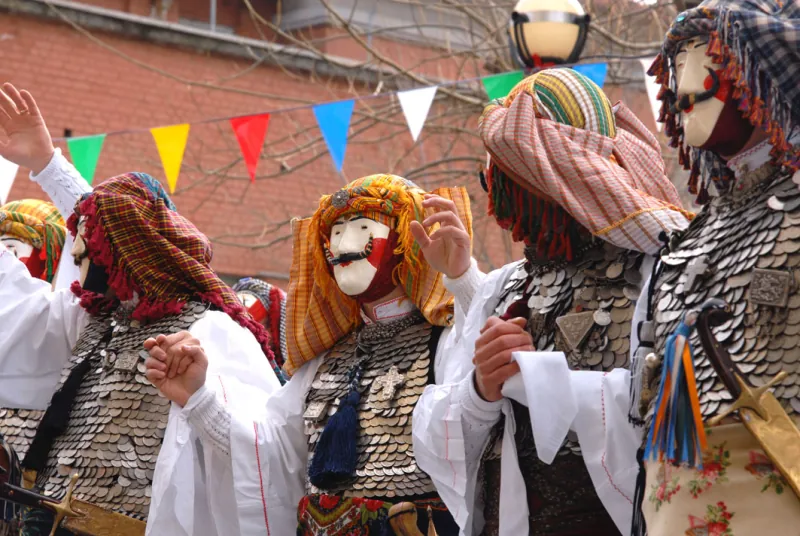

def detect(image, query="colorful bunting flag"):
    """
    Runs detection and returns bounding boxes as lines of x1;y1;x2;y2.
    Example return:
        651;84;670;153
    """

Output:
398;86;438;142
0;156;18;205
573;63;607;88
151;124;190;194
481;71;525;101
313;100;355;173
67;134;106;185
230;114;271;183
640;58;663;132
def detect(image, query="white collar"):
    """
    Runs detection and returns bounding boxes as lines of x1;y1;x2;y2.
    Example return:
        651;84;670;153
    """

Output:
360;296;416;324
726;139;774;181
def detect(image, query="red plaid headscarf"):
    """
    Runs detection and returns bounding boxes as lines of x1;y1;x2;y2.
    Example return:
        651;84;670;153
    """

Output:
67;173;276;367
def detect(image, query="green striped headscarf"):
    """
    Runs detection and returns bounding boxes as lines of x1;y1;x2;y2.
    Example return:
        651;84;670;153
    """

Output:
504;68;617;137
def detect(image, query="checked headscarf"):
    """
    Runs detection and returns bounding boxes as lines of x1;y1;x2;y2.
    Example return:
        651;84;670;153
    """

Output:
67;173;277;369
649;0;800;199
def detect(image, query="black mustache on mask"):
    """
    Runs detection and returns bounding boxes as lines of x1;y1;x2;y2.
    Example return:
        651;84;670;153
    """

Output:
326;236;374;266
670;67;721;114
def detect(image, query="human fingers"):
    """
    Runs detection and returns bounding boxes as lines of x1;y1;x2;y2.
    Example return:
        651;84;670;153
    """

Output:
409;221;433;249
475;321;530;351
148;345;168;363
145;357;167;373
508;317;527;328
0;89;18;118
422;210;465;230
161;331;192;350
145;369;166;384
182;344;208;369
421;195;457;214
479;316;504;335
484;361;521;386
474;333;533;365
143;338;158;350
19;90;42;119
1;84;25;112
427;227;470;248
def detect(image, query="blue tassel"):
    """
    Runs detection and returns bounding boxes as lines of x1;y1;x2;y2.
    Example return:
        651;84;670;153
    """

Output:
644;318;707;470
308;366;362;489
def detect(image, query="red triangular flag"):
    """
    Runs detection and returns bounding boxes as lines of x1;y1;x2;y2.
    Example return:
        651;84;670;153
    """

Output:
230;114;270;183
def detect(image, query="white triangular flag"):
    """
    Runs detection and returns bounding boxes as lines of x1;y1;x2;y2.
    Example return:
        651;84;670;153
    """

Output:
640;58;663;132
398;86;438;142
0;156;19;205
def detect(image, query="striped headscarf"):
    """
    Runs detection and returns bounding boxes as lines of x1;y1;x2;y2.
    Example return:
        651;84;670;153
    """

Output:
480;68;692;256
66;173;278;370
649;0;800;201
0;199;66;282
285;174;472;376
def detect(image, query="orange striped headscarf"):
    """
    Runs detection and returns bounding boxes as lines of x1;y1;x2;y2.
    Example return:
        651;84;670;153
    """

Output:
285;174;472;376
0;199;66;282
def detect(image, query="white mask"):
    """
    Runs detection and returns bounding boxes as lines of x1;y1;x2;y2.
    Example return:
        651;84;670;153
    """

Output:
70;217;92;287
674;39;725;148
0;236;34;262
328;216;391;296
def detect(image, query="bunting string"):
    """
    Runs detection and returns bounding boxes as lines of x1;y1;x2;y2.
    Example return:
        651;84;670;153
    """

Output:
54;56;656;190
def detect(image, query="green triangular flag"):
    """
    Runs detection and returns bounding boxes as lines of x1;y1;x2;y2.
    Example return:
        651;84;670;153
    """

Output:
481;71;525;101
67;134;106;185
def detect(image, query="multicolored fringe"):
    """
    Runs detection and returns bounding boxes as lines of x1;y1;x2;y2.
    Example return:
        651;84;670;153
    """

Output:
486;162;587;261
649;3;800;204
644;320;707;469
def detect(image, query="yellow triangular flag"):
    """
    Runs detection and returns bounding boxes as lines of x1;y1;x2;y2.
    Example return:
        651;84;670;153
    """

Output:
151;124;190;193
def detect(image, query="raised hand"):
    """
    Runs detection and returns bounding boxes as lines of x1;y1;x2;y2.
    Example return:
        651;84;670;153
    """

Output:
473;316;533;402
144;331;208;407
410;194;471;279
0;83;54;174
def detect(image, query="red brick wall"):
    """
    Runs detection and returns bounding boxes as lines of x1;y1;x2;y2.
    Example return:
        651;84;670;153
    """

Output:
0;4;667;285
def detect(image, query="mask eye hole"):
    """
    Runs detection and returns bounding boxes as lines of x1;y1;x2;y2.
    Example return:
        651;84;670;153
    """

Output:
479;170;488;193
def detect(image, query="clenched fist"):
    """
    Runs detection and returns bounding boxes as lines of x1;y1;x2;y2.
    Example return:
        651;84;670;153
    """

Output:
473;316;534;402
144;331;208;407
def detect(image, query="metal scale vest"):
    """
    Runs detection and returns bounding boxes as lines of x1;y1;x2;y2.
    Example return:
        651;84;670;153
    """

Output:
0;302;209;520
481;242;645;536
643;166;800;423
303;311;439;499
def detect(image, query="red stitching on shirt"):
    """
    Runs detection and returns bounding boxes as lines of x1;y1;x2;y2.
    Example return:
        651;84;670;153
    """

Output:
600;372;633;505
443;404;457;488
253;421;271;535
217;376;228;404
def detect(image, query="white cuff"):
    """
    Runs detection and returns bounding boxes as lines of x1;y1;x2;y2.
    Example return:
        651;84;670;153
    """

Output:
29;148;92;220
443;258;483;314
184;384;232;458
460;372;503;423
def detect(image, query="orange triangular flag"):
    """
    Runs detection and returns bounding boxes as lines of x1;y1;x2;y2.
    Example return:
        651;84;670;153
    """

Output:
151;124;190;193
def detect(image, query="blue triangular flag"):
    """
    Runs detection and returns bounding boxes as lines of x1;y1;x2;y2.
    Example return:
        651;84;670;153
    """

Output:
573;63;607;88
313;99;355;173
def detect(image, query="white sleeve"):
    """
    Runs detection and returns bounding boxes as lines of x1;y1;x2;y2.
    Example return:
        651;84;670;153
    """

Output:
147;311;286;536
443;258;485;321
28;149;91;292
413;264;518;536
0;247;88;410
149;309;311;536
29;149;91;220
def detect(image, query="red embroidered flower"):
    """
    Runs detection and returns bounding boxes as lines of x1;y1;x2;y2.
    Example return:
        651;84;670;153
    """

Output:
319;494;341;510
351;497;365;507
365;499;384;512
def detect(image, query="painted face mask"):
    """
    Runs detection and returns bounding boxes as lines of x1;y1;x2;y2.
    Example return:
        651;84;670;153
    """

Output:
673;39;753;155
0;236;34;263
327;216;393;298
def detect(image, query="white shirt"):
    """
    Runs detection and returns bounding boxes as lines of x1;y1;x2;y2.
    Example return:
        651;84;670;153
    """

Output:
0;153;281;536
181;262;486;535
412;261;648;536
